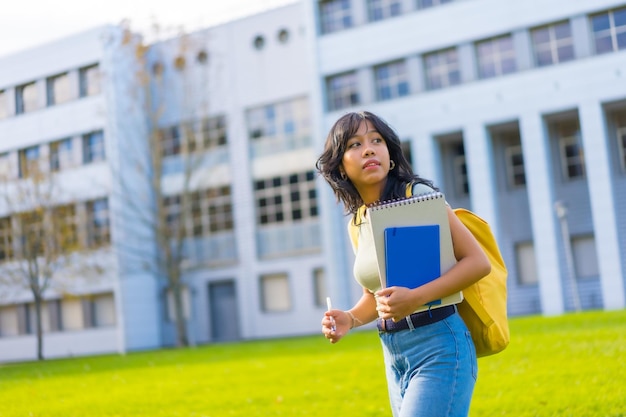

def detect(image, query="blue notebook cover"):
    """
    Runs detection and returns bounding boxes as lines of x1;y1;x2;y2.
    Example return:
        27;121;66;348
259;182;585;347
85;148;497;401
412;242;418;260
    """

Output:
384;225;441;290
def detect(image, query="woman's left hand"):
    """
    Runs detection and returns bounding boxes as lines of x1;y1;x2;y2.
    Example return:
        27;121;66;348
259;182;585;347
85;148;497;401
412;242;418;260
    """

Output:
374;287;419;322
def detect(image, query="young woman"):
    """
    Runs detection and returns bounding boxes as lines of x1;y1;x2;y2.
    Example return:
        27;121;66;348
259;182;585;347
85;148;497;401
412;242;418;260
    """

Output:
316;111;490;417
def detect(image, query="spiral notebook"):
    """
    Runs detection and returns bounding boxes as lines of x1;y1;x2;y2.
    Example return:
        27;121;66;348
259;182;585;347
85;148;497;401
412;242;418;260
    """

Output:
368;191;463;311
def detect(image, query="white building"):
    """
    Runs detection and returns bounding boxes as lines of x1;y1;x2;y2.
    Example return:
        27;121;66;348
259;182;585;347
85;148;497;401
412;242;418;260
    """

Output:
306;0;626;317
0;0;625;362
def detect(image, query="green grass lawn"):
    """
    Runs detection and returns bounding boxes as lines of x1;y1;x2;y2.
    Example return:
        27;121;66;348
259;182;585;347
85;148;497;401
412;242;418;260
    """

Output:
0;310;624;417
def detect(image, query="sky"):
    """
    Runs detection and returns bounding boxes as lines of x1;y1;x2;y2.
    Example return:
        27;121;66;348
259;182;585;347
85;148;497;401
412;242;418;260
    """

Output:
0;0;297;58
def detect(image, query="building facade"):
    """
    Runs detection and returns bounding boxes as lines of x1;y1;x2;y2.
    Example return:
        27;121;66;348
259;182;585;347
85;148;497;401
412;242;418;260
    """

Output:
0;0;625;362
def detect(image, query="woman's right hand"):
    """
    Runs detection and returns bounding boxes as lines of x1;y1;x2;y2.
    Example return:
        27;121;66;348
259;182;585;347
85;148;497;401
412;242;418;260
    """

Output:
321;310;351;344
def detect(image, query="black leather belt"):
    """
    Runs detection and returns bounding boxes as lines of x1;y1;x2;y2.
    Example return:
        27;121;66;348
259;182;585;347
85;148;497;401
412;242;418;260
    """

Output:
377;305;456;333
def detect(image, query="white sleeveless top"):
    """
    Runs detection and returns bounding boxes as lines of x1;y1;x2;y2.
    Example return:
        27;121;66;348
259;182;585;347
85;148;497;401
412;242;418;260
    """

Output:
351;183;436;293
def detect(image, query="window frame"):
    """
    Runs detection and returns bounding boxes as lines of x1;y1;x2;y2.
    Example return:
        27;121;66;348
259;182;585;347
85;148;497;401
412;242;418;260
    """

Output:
46;72;71;106
367;0;402;22
260;273;291;312
504;144;526;188
590;7;626;54
79;64;101;97
374;60;410;101
15;82;38;115
326;71;359;111
0;89;8;119
423;47;461;90
558;134;585;180
515;241;539;285
82;131;105;164
475;35;517;79
87;198;110;248
50;138;73;172
18;145;40;179
320;0;353;35
530;21;575;67
254;171;318;226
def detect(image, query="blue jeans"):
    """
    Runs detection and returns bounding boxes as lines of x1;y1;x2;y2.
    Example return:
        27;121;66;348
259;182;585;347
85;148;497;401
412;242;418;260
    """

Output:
379;310;477;417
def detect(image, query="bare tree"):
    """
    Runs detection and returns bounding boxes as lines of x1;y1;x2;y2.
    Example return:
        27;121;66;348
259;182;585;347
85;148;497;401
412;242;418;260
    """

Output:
106;21;215;347
0;162;103;360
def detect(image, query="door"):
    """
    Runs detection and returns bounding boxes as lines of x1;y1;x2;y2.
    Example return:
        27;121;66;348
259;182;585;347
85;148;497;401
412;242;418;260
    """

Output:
208;280;240;342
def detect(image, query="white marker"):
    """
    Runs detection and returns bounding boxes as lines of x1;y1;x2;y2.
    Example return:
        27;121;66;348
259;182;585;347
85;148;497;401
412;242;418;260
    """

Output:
326;297;336;332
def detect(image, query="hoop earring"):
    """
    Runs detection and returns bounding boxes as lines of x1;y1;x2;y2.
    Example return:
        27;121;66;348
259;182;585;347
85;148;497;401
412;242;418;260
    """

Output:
389;160;396;171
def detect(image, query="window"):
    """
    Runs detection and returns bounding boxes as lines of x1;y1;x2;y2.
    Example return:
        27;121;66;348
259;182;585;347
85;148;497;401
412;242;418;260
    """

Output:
0;217;13;261
572;235;599;279
87;198;110;248
531;21;574;67
558;130;585;180
90;293;116;327
247;98;310;156
618;126;626;172
260;273;291;312
0;90;8;119
18;145;40;178
46;73;71;106
0;305;19;337
50;138;73;172
367;0;402;22
476;35;517;79
277;28;290;44
424;48;461;90
327;72;359;111
83;131;105;163
0;152;11;179
401;140;413;166
591;7;626;54
160;125;181;157
452;144;469;195
163;195;182;235
15;82;38;114
312;268;327;308
19;211;44;257
374;60;409;100
254;171;318;225
200;115;227;150
61;298;84;330
320;0;352;34
190;186;234;235
418;0;453;9
53;204;79;252
79;64;101;97
253;35;265;50
516;242;538;285
505;144;526;187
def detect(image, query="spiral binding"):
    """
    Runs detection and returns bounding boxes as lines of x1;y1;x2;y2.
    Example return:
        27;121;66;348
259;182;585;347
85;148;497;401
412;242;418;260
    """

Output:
368;191;444;211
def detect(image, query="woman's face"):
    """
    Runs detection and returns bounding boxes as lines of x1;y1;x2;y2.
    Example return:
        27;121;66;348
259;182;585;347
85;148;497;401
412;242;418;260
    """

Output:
341;119;391;204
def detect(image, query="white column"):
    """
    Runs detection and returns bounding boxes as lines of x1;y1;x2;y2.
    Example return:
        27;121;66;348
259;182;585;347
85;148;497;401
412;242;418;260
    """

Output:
357;67;375;106
578;100;625;309
351;0;368;27
463;122;499;231
520;112;564;315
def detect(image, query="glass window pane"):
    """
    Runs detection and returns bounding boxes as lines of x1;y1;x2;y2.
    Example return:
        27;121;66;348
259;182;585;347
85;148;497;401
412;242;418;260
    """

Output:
595;36;613;54
554;22;572;39
591;14;611;32
531;28;550;44
617;32;626;50
557;45;575;62
614;8;626;27
536;50;553;66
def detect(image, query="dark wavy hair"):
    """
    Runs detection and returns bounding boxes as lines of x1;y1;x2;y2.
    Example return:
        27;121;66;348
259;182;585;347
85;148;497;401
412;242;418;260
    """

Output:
315;111;436;219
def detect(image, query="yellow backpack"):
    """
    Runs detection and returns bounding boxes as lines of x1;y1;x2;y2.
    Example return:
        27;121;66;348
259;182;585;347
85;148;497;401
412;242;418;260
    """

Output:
348;186;509;358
